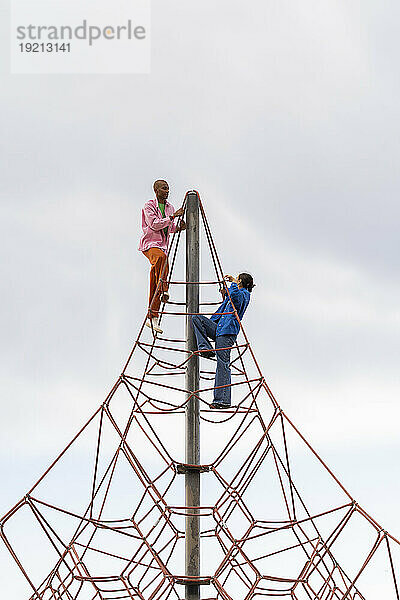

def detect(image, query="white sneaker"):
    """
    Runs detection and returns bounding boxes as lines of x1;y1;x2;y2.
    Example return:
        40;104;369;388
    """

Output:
145;318;163;334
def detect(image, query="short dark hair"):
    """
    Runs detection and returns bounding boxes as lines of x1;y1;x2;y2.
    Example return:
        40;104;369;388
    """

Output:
153;179;168;192
239;273;255;292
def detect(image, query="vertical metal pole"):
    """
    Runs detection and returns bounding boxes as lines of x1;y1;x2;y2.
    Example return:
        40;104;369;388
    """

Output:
185;191;200;600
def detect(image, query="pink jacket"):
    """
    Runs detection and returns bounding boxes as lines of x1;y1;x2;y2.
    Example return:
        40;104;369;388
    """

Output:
138;197;177;253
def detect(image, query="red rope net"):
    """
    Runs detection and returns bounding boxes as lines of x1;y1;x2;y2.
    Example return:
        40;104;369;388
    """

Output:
1;193;399;600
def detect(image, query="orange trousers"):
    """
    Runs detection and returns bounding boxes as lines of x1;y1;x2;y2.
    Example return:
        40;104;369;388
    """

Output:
143;248;169;318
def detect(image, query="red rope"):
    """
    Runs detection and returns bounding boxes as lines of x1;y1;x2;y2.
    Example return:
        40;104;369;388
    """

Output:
0;192;398;600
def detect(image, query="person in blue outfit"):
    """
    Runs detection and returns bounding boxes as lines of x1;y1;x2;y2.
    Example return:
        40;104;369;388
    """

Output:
191;273;255;409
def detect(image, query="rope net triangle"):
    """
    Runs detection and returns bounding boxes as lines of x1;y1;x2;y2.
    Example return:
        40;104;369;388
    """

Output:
1;192;399;600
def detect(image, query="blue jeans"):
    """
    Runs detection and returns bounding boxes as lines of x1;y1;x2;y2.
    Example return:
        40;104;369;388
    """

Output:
191;315;236;406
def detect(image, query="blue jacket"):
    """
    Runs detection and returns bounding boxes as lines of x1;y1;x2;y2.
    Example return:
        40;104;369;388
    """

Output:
211;282;251;336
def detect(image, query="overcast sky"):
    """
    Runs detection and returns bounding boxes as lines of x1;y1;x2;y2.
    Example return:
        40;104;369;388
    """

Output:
1;0;400;596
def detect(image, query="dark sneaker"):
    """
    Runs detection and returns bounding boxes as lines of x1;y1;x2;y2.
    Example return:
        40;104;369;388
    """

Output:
210;402;230;409
201;349;216;359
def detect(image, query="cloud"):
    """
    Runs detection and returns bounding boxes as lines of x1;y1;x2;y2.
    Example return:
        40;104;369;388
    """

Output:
1;0;399;581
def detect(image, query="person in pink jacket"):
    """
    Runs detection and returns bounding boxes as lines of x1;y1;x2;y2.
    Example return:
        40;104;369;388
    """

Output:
139;180;186;334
